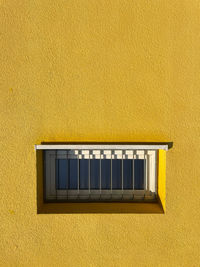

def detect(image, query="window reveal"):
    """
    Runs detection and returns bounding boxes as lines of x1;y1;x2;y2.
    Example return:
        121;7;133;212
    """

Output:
44;148;157;202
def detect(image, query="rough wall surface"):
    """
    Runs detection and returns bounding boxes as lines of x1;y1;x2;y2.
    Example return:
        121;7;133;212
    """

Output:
1;0;200;266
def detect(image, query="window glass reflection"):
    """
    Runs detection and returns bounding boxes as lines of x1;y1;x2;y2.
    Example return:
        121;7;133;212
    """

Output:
101;159;111;189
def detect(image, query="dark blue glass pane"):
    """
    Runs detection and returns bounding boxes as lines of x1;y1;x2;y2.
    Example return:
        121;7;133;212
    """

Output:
134;159;144;190
101;159;111;189
79;160;89;189
112;160;122;189
68;159;78;189
56;159;67;189
123;160;133;189
90;160;100;189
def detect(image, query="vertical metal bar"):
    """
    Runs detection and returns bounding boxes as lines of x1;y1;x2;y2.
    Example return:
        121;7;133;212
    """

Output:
133;150;135;191
43;150;46;201
122;151;123;199
77;151;79;197
100;150;101;198
67;151;69;200
146;150;149;192
55;150;57;200
140;151;145;199
110;150;112;198
155;150;158;195
89;155;90;195
144;150;146;193
135;151;139;197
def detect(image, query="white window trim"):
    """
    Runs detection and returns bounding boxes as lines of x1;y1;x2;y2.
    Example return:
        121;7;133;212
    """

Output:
36;144;169;151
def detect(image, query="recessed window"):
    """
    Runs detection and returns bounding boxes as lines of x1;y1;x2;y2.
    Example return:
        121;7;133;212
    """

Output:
37;144;169;202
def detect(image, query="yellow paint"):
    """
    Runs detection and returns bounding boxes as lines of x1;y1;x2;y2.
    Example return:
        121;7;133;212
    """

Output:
1;0;200;266
158;150;166;212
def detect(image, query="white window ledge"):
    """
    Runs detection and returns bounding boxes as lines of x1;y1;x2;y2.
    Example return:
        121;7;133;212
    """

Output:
35;143;171;151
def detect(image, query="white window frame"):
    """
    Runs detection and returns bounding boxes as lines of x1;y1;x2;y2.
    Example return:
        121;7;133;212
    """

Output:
40;146;159;202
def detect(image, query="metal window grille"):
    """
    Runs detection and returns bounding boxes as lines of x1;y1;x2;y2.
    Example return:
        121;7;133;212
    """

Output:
44;148;157;202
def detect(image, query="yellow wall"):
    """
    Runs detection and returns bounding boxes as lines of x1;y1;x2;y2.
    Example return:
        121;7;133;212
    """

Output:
158;149;166;212
1;0;200;266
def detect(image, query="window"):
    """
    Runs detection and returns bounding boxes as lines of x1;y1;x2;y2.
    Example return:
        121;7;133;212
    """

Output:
35;144;171;202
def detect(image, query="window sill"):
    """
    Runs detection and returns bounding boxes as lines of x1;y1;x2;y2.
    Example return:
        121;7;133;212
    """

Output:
37;200;164;214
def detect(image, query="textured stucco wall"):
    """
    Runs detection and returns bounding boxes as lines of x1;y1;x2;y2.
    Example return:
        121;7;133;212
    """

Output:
1;0;200;266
